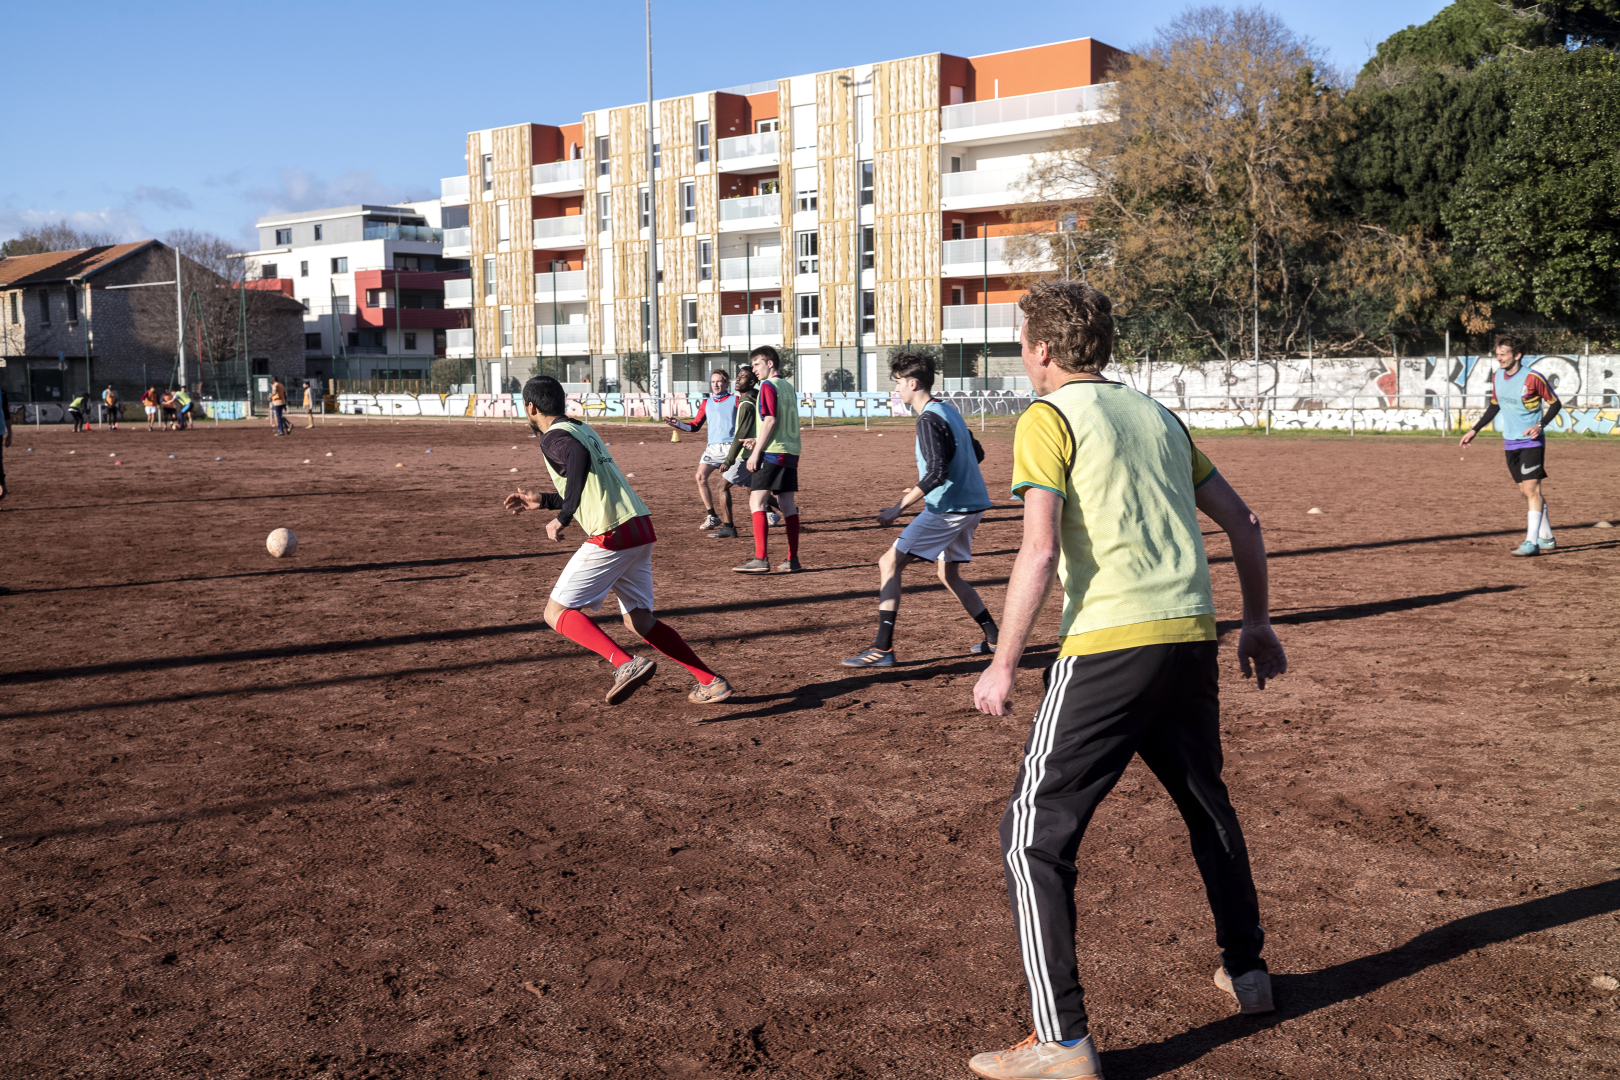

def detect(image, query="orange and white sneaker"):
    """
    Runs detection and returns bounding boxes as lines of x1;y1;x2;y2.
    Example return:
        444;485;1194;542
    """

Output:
968;1032;1102;1079
1215;966;1275;1014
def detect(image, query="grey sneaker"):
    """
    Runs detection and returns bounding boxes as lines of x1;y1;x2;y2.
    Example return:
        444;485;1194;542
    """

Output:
605;655;657;705
841;647;894;668
732;557;772;574
1214;966;1274;1014
971;639;997;655
699;512;722;532
767;509;785;526
776;557;803;573
707;523;738;538
1538;537;1556;551
968;1033;1102;1079
688;674;733;704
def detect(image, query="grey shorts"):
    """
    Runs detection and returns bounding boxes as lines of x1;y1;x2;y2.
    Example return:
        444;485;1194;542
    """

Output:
722;459;752;486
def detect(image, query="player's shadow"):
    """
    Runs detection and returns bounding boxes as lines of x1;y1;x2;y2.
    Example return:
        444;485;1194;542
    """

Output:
1102;878;1620;1079
2;487;433;513
1216;584;1518;632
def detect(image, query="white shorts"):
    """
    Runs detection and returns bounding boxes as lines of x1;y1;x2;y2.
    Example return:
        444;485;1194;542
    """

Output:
894;509;984;563
699;444;730;468
549;540;655;614
144;406;157;417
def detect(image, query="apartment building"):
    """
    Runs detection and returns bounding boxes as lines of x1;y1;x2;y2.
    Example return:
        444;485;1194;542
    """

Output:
244;202;471;383
444;36;1119;394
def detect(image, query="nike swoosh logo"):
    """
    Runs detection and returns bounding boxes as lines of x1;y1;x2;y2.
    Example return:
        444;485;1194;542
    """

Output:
1521;464;1539;475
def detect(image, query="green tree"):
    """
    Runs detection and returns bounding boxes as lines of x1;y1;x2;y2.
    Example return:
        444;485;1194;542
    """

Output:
1363;0;1545;74
1445;46;1620;321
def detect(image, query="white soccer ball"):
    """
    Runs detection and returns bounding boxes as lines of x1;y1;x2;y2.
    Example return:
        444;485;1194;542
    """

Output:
267;528;298;558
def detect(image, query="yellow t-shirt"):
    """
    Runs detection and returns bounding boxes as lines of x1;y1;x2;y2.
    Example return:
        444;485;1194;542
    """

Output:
1012;378;1218;657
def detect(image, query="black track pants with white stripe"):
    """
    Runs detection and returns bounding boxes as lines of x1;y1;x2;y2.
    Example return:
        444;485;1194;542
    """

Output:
999;641;1265;1042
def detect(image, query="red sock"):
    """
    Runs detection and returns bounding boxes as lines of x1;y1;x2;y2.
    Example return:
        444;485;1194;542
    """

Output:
752;511;769;560
554;608;632;667
785;514;800;559
642;620;716;684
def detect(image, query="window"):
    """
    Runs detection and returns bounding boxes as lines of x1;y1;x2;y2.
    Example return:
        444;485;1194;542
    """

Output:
548;259;569;272
598;192;611;233
950;285;965;306
698;240;712;281
861;290;875;335
301;298;310;313
652;142;661;170
481;153;494;192
857;96;873;143
684;299;698;341
499;308;513;347
681;182;695;224
639;188;650;229
758;177;780;196
949;85;965;105
797;293;819;337
950;219;965;240
261;263;278;279
394;254;421;271
794;167;817;212
796;230;818;275
482;256;497;299
313;224;323;241
365;288;382;308
275;228;292;245
300;260;309;277
861;226;874;271
333;295;351;314
596;135;611;176
331;257;348;274
404;331;418;350
949;155;963;174
792;104;816;149
756;118;779;133
37;290;50;325
8;292;16;324
66;287;78;323
695;120;710;163
305;332;322;349
496;202;511;243
860;161;873;207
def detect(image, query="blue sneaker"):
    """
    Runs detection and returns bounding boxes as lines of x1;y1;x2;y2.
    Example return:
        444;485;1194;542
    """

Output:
1511;540;1540;557
1538;537;1556;552
841;647;894;668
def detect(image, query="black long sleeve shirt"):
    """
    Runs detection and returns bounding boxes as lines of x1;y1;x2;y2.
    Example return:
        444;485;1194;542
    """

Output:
537;420;592;528
915;405;985;494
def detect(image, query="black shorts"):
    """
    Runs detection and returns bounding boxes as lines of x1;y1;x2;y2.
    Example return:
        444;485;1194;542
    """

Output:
749;460;798;492
1506;445;1547;482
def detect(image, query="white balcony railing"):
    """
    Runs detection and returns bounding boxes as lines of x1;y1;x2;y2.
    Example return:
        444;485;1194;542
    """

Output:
441;174;469;200
363;224;442;242
721;311;783;338
538;323;589;348
442;227;471;253
717;129;779;162
718;194;779;223
532;159;585;187
943;236;1011;270
445;328;475;355
942;302;1024;332
443;278;473;307
533;216;587;243
534;269;587;298
942;168;1024;201
718;253;782;285
941;84;1111;132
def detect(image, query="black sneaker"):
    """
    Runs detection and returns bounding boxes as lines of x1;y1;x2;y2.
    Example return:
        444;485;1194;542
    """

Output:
605;656;658;705
776;558;803;573
707;524;738;538
971;639;997;655
732;557;772;574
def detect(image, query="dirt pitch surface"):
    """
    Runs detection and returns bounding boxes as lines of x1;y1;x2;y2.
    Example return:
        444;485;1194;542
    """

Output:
2;418;1618;1079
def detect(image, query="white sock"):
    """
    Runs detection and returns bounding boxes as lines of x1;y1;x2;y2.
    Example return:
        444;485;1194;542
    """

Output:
1539;502;1553;540
1527;510;1541;542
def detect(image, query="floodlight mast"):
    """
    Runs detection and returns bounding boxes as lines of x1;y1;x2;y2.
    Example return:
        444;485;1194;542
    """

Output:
645;0;662;418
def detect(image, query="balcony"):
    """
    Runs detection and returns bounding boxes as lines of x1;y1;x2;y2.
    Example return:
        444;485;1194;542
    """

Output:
534;269;588;302
442;226;471;258
445;328;475;358
537;323;589;349
441;175;469;205
941;235;1058;277
363;224;443;242
717;130;779;173
940;84;1112;145
942;301;1024;343
718;194;780;232
532;215;587;248
941;167;1029;211
444;278;473;309
720;311;783;344
718;252;782;289
532;158;586;195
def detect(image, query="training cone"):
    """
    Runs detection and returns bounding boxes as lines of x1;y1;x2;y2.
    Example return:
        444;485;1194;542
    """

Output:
670;429;681;443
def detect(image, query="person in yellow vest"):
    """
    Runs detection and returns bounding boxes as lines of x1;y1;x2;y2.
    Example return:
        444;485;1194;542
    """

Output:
101;385;121;430
270;377;291;435
302;381;317;428
732;345;803;573
965;281;1288;1080
504;375;734;706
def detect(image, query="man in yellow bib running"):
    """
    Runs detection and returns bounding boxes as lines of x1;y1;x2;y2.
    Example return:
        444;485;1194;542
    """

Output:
505;376;734;707
966;282;1288;1080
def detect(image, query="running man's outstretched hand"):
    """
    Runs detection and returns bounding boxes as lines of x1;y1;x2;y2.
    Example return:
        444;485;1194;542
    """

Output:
505;487;544;514
1237;625;1287;689
1458;429;1476;447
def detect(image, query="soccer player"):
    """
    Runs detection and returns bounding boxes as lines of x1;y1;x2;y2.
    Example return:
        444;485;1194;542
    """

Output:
504;375;734;706
101;385;121;431
270;377;291;436
843;352;997;667
712;366;782;538
68;393;89;433
174;387;194;430
159;389;177;430
966;282;1287;1080
733;346;802;574
664;369;741;534
141;386;160;431
302;381;317;428
1459;334;1561;555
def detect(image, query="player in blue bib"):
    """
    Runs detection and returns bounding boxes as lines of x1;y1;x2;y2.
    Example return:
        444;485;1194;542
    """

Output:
843;352;998;667
666;369;743;535
1460;334;1562;555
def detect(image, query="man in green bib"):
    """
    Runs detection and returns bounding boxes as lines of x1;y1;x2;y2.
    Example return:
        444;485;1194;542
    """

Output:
505;376;734;707
966;282;1288;1080
733;346;804;573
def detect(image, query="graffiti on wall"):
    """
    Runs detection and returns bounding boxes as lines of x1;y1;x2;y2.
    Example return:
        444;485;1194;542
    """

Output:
332;390;1037;421
14;400;250;424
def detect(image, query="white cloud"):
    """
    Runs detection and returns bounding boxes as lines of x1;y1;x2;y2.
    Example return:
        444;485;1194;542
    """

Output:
247;167;427;215
0;204;147;244
133;185;194;210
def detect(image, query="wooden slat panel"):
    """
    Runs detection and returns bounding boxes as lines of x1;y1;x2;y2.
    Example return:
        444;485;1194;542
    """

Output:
659;96;695;178
583;114;600;354
873;55;941;345
695;173;717;236
698;292;720;351
493;125;532;201
815;69;856;347
474;306;495;359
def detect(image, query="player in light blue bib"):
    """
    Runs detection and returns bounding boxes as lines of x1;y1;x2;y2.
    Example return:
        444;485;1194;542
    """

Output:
666;369;743;535
1459;334;1562;555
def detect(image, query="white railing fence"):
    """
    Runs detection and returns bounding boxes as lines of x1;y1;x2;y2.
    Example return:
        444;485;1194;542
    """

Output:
941;83;1111;131
718;130;779;161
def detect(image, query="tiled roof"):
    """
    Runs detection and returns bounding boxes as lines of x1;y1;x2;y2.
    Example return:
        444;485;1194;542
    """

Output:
0;242;157;288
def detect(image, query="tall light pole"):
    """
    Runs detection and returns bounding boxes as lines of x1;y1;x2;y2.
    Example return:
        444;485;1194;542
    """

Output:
175;246;186;389
644;0;662;418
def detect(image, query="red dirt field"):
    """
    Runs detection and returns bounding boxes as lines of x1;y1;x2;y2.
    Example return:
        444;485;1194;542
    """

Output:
1;419;1618;1080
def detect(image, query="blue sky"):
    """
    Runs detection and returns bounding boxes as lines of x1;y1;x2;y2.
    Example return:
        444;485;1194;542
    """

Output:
0;0;1445;250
